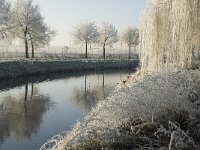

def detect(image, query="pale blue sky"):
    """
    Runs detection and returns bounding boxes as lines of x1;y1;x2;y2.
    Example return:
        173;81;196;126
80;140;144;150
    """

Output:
10;0;147;46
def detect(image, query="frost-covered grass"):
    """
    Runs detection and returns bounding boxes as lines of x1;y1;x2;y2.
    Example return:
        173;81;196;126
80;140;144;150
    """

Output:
0;59;138;79
41;69;200;150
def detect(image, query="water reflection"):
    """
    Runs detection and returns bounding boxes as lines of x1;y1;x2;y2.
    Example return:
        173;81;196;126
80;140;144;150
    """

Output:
0;70;132;150
72;74;115;111
0;83;53;144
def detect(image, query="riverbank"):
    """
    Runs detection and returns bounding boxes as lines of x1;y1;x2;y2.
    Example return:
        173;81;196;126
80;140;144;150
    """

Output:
0;59;139;79
0;69;133;91
41;69;200;150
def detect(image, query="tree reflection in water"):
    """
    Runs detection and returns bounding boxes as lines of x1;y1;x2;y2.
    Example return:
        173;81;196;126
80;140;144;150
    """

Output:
72;73;114;111
0;83;54;144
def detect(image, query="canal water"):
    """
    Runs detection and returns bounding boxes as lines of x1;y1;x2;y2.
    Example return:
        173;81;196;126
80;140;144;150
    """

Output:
0;70;132;150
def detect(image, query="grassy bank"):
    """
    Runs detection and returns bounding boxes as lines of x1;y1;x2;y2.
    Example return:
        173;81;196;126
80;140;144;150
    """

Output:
41;69;200;150
0;59;139;79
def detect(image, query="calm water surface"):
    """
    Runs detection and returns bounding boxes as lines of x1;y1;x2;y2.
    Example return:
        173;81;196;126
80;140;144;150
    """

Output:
0;70;132;150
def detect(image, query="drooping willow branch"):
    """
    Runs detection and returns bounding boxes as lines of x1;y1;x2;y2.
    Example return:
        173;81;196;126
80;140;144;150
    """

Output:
140;0;200;71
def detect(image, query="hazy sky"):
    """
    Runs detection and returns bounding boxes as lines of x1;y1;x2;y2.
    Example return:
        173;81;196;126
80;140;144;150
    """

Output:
10;0;147;46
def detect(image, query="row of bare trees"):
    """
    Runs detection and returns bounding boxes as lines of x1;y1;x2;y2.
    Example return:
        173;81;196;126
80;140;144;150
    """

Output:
0;0;55;58
73;21;139;60
0;0;138;60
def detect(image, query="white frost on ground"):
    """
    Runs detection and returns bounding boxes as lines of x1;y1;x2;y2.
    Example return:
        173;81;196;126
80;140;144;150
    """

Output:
41;69;200;149
0;59;138;79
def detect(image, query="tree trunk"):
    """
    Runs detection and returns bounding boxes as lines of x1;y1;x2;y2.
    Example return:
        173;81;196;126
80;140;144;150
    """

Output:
31;39;34;58
24;32;29;58
29;34;34;58
103;44;106;60
85;40;88;59
129;46;131;60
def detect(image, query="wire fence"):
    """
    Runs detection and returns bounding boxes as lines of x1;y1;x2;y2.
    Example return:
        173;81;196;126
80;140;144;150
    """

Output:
0;46;140;60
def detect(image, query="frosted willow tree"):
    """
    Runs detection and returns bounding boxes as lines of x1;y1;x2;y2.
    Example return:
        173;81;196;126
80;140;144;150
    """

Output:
99;22;118;60
140;0;200;71
73;21;99;59
122;27;139;59
0;0;11;40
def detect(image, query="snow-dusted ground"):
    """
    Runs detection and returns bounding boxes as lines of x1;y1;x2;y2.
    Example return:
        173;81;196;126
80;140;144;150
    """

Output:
41;69;200;149
0;59;139;79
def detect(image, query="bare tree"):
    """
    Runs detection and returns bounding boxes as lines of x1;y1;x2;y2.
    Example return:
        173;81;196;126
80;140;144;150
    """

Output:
122;27;139;59
99;22;118;60
28;26;56;58
27;16;56;58
73;20;99;59
11;0;53;58
0;0;11;40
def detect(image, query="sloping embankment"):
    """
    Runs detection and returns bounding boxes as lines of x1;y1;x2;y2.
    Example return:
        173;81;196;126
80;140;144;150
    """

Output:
0;59;139;79
41;69;200;150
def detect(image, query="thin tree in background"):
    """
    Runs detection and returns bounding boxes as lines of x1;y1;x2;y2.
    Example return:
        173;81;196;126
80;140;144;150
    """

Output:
122;27;139;60
0;0;11;40
99;22;118;60
11;0;36;58
73;20;99;59
27;18;56;58
11;0;55;59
